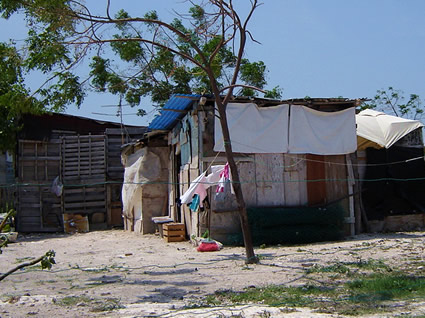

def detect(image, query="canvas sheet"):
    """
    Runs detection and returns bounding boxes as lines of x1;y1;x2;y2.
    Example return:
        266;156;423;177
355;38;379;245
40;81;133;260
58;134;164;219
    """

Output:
356;109;423;149
214;103;290;153
288;106;357;154
214;103;357;155
121;148;161;221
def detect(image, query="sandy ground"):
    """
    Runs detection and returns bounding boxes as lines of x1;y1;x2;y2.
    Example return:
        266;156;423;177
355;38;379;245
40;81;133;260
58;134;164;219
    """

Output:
0;229;425;317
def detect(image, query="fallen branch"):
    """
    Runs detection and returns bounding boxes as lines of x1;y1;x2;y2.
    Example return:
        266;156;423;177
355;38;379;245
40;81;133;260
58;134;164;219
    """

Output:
0;250;56;282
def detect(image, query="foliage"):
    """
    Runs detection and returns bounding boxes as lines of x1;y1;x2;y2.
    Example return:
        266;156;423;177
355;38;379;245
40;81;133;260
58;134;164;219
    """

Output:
0;1;280;151
0;0;87;149
40;250;56;270
361;87;423;120
0;43;36;151
91;6;280;106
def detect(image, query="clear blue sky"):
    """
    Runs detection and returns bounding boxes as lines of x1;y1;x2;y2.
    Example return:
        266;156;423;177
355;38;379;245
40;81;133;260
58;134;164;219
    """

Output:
1;0;425;126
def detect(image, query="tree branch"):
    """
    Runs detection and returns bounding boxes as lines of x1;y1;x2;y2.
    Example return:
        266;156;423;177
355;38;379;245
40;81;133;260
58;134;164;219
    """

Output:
0;251;55;282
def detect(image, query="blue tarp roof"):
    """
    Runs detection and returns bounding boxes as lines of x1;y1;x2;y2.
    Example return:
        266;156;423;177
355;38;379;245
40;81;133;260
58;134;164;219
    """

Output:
148;94;201;131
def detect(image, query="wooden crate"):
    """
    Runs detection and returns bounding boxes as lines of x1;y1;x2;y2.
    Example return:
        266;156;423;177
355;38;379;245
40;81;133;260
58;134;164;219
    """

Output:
63;214;89;233
163;223;185;242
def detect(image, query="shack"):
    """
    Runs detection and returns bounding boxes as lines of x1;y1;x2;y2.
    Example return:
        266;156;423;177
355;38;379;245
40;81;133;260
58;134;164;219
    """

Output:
123;95;364;245
15;113;146;232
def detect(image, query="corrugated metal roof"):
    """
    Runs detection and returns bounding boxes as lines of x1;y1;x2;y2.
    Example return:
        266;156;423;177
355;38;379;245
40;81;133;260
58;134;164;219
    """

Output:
148;94;200;131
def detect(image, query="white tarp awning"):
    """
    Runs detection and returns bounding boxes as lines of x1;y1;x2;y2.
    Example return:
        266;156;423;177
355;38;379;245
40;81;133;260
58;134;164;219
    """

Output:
356;109;423;149
214;103;357;155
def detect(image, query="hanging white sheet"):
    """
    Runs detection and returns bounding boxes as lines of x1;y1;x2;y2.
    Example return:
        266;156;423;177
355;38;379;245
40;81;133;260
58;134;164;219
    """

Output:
214;103;290;153
288;106;357;155
214;103;357;155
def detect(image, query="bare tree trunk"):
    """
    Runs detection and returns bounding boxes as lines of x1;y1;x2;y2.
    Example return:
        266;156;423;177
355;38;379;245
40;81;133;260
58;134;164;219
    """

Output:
215;101;258;264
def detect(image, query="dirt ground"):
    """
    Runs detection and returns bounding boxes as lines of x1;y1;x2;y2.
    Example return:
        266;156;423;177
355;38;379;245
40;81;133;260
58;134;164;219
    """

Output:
0;229;425;317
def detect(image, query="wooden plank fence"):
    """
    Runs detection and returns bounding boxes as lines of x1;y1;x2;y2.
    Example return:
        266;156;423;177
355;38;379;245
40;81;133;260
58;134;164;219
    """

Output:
62;135;106;219
16;127;146;232
16;140;62;232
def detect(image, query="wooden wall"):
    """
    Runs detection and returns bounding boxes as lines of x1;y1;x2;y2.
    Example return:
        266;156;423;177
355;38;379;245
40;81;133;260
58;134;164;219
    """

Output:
16;127;146;232
16;140;62;232
172;108;354;242
62;135;107;229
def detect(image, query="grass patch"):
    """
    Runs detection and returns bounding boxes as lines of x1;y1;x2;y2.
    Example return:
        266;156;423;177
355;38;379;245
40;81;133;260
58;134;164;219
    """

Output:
55;295;123;312
90;298;123;312
209;284;336;308
204;273;425;316
306;258;391;275
347;274;425;302
56;295;92;306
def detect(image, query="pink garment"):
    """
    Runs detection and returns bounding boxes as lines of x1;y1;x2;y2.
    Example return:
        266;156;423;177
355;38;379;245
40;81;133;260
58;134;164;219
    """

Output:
216;163;230;193
180;163;232;207
180;172;208;207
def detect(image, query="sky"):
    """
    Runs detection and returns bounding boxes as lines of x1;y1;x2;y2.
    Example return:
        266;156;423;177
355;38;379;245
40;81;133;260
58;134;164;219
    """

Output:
1;0;425;127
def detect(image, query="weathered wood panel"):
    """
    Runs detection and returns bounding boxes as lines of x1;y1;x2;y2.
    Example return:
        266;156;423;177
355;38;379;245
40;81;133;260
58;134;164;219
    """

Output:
16;140;62;232
325;155;348;203
62;135;106;217
238;160;257;207
62;185;106;214
255;153;285;206
284;154;308;206
306;154;327;206
62;135;105;182
107;183;124;227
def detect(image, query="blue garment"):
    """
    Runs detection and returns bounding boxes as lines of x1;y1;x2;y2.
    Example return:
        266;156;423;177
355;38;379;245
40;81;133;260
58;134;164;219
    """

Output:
189;194;200;212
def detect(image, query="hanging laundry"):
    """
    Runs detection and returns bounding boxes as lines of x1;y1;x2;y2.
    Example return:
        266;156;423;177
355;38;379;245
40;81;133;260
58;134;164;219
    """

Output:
216;163;230;193
189;194;200;212
180;164;231;208
180;172;208;207
205;165;225;184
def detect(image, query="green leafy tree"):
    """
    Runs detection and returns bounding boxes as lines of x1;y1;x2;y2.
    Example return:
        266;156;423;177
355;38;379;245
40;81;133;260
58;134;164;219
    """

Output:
0;0;85;152
361;87;423;120
0;1;280;152
88;6;281;106
0;0;278;263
